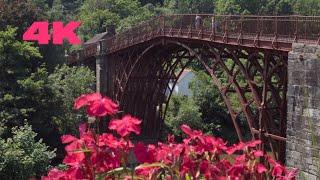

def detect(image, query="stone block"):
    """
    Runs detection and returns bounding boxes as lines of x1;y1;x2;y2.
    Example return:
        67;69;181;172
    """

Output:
306;71;319;87
292;43;306;53
308;164;320;175
286;142;296;151
300;172;317;180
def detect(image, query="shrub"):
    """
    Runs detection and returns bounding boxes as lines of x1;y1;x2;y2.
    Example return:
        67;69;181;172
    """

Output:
42;93;297;179
48;64;95;135
165;95;204;136
0;123;56;180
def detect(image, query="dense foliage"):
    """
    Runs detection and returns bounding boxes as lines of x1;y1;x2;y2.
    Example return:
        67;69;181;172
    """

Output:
42;93;298;179
165;71;248;144
0;27;42;135
165;96;205;136
48;65;95;134
0;123;55;180
0;26;95;165
77;0;155;41
156;0;320;15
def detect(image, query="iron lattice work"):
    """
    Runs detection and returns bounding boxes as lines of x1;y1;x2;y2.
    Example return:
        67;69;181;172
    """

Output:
68;15;320;163
108;40;288;162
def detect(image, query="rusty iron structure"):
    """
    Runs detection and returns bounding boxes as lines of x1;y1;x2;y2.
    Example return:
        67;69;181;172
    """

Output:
68;15;320;163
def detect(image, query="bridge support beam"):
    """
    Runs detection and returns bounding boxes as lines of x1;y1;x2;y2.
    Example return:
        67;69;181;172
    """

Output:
95;40;109;95
286;43;320;179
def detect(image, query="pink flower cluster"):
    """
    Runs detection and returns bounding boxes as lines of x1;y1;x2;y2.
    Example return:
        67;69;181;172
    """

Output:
42;93;297;180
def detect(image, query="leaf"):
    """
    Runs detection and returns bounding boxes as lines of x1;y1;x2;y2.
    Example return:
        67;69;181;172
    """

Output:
135;162;169;170
135;163;175;178
185;173;191;180
95;167;133;180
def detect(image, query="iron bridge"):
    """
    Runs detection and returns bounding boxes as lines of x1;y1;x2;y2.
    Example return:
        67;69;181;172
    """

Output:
69;14;320;163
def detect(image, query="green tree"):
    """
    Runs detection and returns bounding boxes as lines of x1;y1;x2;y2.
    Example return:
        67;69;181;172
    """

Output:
0;27;42;134
160;0;215;14
17;67;58;141
293;0;320;15
48;64;95;134
189;71;240;143
0;0;68;71
16;64;94;160
77;0;155;41
165;95;205;136
18;64;95;135
0;27;95;154
0;0;46;37
215;0;294;15
215;0;242;14
61;0;85;18
0;123;56;180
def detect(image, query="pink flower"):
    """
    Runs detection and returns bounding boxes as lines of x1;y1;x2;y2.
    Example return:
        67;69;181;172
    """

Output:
61;135;77;144
228;164;245;178
134;142;156;163
246;140;262;148
203;135;227;153
235;154;247;163
199;160;209;174
90;151;120;173
226;140;262;155
87;97;118;117
64;166;87;179
74;93;118;117
181;124;205;143
216;159;232;173
74;93;102;109
42;167;87;180
61;125;95;154
135;166;159;178
180;156;197;177
181;124;203;138
256;163;267;174
167;134;175;143
63;152;85;166
108;115;141;137
252;150;264;157
41;168;65;180
272;164;285;177
284;168;299;180
98;133;118;147
225;142;245;155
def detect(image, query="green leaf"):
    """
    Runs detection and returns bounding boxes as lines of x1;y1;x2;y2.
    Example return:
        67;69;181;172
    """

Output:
95;167;133;180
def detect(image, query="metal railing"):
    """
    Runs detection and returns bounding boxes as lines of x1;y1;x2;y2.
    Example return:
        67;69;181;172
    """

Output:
68;14;320;62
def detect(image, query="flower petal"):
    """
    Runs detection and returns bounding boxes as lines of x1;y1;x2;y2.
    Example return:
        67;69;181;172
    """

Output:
74;93;102;109
61;135;77;144
256;163;267;174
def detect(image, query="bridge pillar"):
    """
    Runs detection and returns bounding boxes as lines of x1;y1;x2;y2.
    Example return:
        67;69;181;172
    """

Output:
95;40;108;95
286;43;320;179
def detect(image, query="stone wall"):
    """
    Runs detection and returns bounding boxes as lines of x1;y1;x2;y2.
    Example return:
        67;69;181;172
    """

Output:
286;43;320;179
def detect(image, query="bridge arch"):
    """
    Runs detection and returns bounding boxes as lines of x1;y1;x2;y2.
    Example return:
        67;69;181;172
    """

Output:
109;38;287;162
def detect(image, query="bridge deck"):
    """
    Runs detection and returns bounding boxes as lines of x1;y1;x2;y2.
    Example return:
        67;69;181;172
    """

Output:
69;14;320;62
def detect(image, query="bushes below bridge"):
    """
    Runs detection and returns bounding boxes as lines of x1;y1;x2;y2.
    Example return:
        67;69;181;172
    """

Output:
164;71;251;144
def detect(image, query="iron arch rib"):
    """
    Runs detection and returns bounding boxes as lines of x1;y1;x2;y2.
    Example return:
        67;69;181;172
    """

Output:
109;38;287;163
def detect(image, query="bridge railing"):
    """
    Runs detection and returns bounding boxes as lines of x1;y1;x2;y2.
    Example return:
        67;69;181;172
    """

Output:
68;14;320;62
104;14;319;53
104;16;163;52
